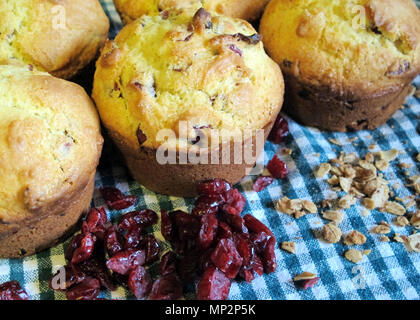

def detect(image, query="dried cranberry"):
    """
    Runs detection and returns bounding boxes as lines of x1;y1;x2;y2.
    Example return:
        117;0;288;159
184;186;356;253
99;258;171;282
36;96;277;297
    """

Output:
198;248;214;273
128;266;152;300
221;189;246;216
139;235;161;264
66;277;101;300
65;233;84;261
251;231;271;254
104;225;123;257
197;179;231;195
267;155;288;179
49;265;85;291
160;210;173;241
76;257;116;291
198;213;218;249
71;233;96;264
223;213;248;234
172;211;201;242
240;269;255;283
268;115;289;144
159;251;178;276
192;194;223;217
118;210;158;230
244;214;274;237
233;234;254;270
197;266;231;300
253;176;274;192
301;277;320;290
210;238;243;279
82;207;107;240
100;187;136;210
215;222;230;239
262;237;277;273
106;249;146;275
123;225;143;250
149;274;183;300
252;255;264;276
0;281;29;300
177;254;199;283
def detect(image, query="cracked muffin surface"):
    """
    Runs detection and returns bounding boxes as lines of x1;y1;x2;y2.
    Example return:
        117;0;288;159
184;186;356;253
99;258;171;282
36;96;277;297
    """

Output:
113;0;270;23
0;0;109;79
93;8;284;150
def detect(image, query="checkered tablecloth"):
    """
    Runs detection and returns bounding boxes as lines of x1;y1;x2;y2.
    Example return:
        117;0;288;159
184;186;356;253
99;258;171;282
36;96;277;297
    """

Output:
0;0;419;300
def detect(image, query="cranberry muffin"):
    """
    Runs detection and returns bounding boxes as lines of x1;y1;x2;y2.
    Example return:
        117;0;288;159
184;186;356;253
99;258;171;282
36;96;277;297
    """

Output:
260;0;420;131
93;8;284;196
0;65;103;258
113;0;270;23
0;0;109;79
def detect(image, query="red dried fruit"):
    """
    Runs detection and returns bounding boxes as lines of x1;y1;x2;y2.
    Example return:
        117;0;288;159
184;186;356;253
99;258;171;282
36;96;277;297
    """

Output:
123;225;142;250
66;277;101;300
197;179;231;195
251;231;271;253
118;210;158;230
100;187;136;210
136;126;147;146
177;254;199;283
197;266;231;300
49;265;85;291
302;277;319;290
210;238;243;279
76;256;116;291
82;207;107;240
139;235;161;264
217;221;233;239
128;266;152;300
0;281;29;300
233;233;254;280
244;214;274;237
252;255;264;276
106;249;146;275
149;274;183;300
192;194;223;217
104;225;123;257
65;233;85;261
160;210;173;241
262;237;277;273
221;189;246;216
268;115;289;144
71;233;96;264
223;213;248;234
159;251;178;276
198;248;214;273
253;176;274;192
267;155;288;179
172;210;201;243
198;213;218;249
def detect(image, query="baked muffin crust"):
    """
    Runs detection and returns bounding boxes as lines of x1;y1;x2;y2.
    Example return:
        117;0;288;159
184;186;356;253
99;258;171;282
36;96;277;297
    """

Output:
0;65;103;247
114;0;270;23
0;0;109;79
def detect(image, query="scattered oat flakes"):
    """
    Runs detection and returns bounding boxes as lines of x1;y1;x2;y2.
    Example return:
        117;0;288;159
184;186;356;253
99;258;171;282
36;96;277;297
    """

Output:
328;138;342;146
384;201;406;216
380;236;390;242
393;216;410;227
417;153;420;162
302;200;317;213
322;211;344;224
406;233;420;252
282;148;293;155
322;223;342;243
293;272;317;281
344;230;367;245
376;149;398;162
410;212;420;229
393;234;406;243
362;208;370;217
400;163;412;169
339;177;352;193
281;241;295;254
368;144;377;150
365;153;374;163
372;223;391;234
362;249;371;256
338;194;356;209
344;249;363;263
375;160;389;171
315;163;331;178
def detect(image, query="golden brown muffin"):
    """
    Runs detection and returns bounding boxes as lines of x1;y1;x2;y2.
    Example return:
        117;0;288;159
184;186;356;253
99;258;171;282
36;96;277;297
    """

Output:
0;0;109;79
113;0;270;23
93;8;284;196
0;65;103;258
260;0;420;131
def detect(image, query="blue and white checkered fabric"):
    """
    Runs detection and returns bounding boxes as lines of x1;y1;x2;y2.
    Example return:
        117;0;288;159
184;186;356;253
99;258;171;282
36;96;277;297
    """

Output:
0;0;419;300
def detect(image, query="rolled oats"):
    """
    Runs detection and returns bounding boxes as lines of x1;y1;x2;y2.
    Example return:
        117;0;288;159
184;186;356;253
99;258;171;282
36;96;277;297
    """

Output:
376;149;398;162
344;230;367;245
322;223;342;243
384;201;406;216
372;223;391;234
344;249;363;263
315;163;331;178
322;211;344;223
293;272;317;281
339;177;352;193
281;241;296;254
393;216;409;227
410;212;420;228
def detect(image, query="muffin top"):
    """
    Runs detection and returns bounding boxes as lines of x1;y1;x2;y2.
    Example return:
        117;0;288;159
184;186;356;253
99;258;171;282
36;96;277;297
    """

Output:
260;0;420;98
93;8;283;150
0;65;103;227
114;0;270;23
0;0;109;79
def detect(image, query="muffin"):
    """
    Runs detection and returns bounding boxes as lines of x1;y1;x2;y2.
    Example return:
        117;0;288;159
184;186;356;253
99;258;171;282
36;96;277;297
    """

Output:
113;0;270;23
93;8;284;197
260;0;420;131
0;0;109;79
0;65;103;258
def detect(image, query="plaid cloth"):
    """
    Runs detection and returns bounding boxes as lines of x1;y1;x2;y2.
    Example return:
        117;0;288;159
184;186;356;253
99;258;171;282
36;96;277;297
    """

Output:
0;0;419;300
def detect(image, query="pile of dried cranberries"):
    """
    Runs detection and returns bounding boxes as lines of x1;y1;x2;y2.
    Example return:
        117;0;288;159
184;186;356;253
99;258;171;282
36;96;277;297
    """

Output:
47;182;277;300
